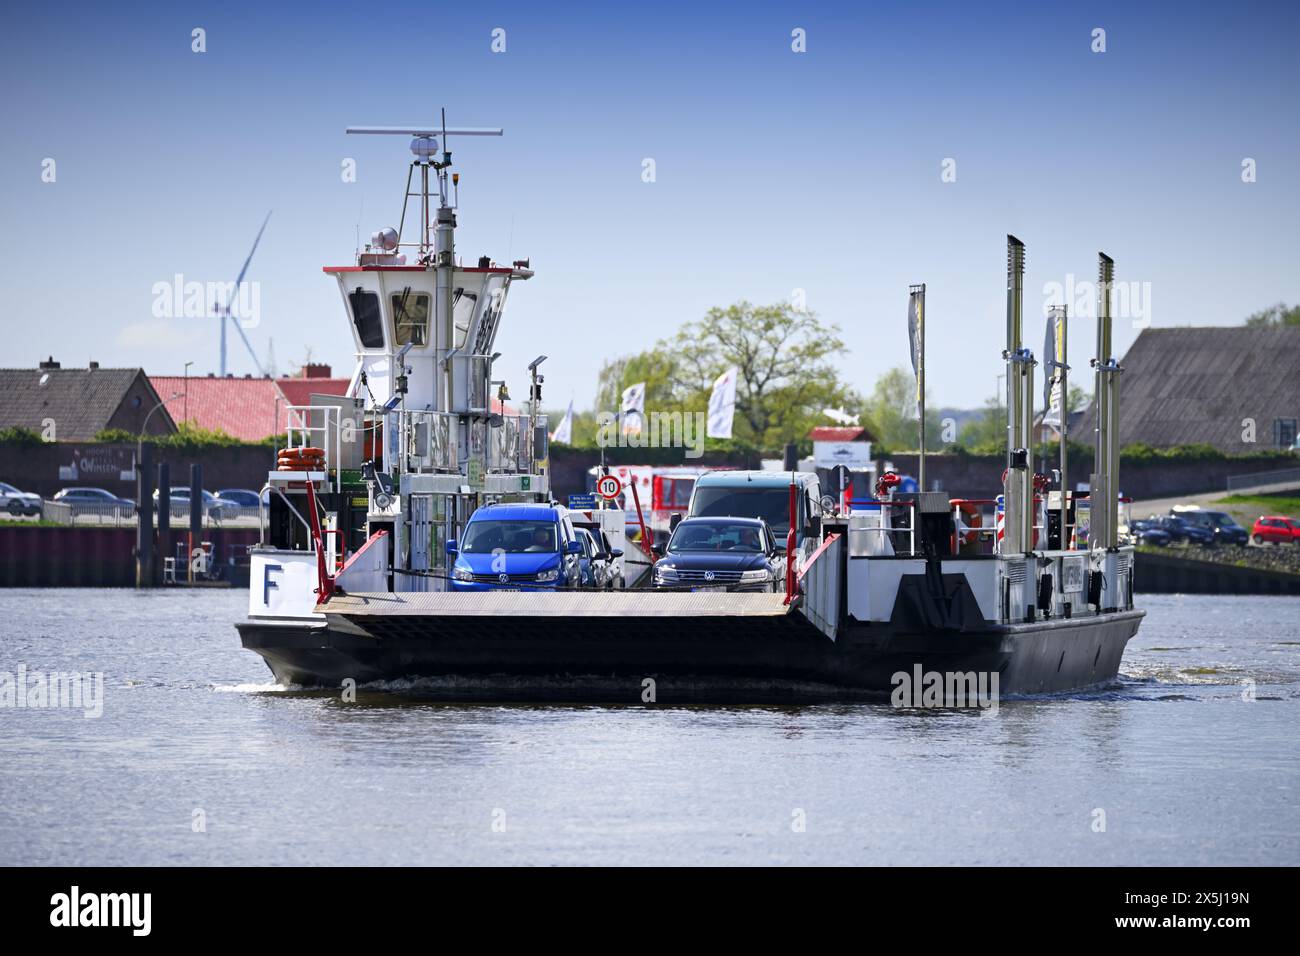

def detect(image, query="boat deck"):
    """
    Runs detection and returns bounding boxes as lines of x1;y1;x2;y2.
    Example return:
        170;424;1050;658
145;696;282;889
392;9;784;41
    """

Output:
321;590;792;618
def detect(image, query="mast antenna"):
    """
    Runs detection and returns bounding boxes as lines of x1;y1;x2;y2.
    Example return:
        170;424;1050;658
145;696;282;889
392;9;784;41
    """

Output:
345;115;503;259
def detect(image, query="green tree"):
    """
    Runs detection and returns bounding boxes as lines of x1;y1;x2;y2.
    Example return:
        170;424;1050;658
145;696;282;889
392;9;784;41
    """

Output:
1244;302;1300;327
666;300;862;448
862;366;943;452
958;396;1007;454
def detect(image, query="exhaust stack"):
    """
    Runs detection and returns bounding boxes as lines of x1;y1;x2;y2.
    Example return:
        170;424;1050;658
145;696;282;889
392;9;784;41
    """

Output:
1003;236;1036;554
1090;253;1121;552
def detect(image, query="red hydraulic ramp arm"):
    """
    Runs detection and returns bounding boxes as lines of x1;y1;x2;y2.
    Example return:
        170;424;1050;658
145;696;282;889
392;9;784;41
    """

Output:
630;476;654;562
784;478;797;605
301;479;338;604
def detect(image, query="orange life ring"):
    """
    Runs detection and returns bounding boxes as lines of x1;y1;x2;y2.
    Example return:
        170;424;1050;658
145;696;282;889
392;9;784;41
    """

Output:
949;499;983;548
277;446;326;471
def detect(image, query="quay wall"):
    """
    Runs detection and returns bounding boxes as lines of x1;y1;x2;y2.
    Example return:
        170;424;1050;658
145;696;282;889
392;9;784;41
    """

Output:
1134;549;1300;596
0;441;276;500
0;526;259;587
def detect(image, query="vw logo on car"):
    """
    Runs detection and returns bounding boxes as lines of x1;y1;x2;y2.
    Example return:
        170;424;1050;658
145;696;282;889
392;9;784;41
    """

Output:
704;570;715;581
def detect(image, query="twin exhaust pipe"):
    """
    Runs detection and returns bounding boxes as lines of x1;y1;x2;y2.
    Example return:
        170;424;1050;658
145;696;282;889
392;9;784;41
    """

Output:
1004;236;1119;553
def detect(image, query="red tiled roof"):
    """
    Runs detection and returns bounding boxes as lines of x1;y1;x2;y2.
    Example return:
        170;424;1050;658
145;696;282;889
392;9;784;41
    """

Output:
809;425;869;442
151;373;520;443
151;376;283;442
275;377;352;409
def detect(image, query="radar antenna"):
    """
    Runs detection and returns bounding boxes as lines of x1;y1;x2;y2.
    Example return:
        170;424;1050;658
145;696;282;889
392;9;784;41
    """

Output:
346;113;502;261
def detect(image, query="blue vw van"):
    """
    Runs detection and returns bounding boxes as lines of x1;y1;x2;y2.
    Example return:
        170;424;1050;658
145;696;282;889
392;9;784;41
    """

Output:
447;503;586;591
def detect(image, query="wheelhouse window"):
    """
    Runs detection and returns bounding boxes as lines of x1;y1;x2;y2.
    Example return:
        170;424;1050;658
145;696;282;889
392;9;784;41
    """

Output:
392;292;430;347
349;289;384;349
452;288;477;349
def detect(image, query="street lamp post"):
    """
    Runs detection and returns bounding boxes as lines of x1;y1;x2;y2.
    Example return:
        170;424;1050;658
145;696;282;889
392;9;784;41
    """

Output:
135;391;181;590
138;392;183;464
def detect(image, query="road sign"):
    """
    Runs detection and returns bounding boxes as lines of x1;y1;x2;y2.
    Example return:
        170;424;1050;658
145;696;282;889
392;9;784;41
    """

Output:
596;475;621;500
568;493;597;510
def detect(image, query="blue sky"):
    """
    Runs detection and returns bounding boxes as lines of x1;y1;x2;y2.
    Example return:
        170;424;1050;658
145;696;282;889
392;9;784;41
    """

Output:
2;1;1296;408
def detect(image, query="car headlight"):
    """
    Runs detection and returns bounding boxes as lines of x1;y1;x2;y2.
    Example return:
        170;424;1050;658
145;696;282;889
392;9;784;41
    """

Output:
535;567;559;582
452;566;475;582
740;569;770;582
654;565;678;582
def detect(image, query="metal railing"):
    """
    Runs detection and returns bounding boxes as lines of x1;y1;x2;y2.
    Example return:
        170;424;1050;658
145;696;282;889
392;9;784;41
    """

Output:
1226;466;1300;492
467;414;529;473
39;501;134;526
282;404;343;491
846;498;917;555
400;409;459;473
31;500;263;528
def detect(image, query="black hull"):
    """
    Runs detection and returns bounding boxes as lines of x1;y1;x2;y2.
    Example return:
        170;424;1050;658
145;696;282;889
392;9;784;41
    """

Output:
236;606;1144;703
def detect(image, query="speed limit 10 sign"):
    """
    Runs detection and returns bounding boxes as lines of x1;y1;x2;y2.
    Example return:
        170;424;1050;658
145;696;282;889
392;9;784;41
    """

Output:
596;475;622;500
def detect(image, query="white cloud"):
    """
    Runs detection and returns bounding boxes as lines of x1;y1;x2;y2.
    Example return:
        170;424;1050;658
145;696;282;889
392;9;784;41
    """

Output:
115;319;206;351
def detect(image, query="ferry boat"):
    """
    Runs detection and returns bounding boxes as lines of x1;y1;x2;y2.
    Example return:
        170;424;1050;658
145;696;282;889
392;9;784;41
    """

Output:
236;122;1143;702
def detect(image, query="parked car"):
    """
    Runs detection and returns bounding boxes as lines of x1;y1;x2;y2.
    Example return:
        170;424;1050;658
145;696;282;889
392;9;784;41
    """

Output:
447;503;586;591
576;525;624;589
0;481;43;516
152;488;237;521
51;487;134;512
1125;518;1171;547
214;488;263;510
1251;515;1300;545
652;516;783;592
1173;508;1249;546
1152;514;1214;546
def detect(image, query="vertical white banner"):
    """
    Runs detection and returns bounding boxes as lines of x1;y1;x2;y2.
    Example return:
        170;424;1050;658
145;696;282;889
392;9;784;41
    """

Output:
620;382;646;436
551;399;574;444
706;366;738;439
1042;309;1065;429
907;290;924;420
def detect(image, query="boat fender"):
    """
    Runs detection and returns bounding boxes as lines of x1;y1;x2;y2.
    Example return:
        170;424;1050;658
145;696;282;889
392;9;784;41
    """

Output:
1036;572;1053;615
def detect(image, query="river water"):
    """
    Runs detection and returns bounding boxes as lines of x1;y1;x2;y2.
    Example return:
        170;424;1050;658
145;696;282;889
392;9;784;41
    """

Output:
0;589;1296;866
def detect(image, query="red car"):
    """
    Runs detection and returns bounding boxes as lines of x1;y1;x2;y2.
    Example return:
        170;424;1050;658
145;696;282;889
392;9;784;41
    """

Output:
1250;516;1300;545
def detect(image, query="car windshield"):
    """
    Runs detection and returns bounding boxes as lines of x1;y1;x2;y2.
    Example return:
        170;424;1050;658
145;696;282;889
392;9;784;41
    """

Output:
1204;512;1241;528
691;487;796;535
0;483;17;494
669;521;765;553
461;519;557;554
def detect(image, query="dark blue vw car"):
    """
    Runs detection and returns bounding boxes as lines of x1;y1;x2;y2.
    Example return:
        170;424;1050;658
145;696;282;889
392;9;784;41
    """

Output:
651;516;781;592
448;503;586;591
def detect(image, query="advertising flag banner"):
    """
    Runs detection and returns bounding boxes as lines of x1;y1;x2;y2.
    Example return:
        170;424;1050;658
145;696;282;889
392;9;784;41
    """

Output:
620;382;646;437
551;399;574;445
706;366;738;439
908;290;924;420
